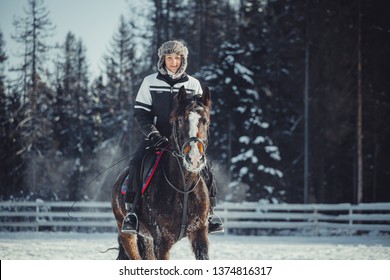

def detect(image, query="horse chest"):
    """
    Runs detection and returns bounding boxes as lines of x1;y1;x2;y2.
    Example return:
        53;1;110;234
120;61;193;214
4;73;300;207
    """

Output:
142;186;208;231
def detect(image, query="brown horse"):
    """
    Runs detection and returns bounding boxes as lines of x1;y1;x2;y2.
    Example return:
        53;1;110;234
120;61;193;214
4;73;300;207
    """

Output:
111;86;212;260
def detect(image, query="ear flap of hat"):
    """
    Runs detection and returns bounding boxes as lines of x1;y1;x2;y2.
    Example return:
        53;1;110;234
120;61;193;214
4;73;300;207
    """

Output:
157;55;167;75
175;54;187;77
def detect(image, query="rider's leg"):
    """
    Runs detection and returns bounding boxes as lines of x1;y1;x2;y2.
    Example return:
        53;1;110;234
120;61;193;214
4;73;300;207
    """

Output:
122;164;138;234
203;161;224;234
122;141;148;234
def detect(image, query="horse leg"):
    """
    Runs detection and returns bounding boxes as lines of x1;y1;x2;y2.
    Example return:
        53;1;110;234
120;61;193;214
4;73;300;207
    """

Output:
138;235;156;260
188;228;209;260
154;238;175;260
119;232;143;260
113;206;143;259
117;235;128;260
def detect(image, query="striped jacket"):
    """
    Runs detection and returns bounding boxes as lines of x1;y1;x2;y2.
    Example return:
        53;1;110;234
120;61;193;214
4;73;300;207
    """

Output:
134;72;203;138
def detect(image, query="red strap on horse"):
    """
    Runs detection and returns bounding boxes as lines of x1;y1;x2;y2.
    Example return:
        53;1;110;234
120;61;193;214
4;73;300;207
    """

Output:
141;146;168;195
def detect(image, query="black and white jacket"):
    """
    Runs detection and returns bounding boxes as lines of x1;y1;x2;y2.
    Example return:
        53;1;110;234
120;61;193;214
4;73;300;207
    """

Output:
134;72;203;139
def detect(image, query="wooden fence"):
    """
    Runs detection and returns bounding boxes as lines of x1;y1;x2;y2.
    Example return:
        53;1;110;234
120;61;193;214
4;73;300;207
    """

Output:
1;201;389;235
217;202;390;235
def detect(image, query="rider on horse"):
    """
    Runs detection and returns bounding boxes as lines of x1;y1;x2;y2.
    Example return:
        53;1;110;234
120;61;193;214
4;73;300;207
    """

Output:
122;40;224;234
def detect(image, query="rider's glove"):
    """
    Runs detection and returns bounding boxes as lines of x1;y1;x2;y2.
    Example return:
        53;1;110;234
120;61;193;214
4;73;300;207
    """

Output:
149;132;169;149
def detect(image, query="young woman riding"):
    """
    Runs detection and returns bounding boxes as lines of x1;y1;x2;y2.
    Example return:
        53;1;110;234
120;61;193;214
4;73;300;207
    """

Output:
122;40;223;235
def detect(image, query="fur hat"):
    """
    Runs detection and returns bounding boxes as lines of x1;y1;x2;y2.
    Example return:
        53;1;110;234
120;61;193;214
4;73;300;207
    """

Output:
157;40;188;77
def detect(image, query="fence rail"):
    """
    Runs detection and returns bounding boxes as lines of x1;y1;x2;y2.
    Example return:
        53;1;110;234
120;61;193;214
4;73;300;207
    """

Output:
217;202;390;235
1;201;389;235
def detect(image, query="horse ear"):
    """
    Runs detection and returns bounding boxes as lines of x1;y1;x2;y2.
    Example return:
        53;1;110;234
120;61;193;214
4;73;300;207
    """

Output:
178;86;187;104
202;87;211;107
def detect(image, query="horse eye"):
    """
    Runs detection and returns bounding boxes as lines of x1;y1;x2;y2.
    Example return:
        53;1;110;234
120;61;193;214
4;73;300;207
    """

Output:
200;117;209;126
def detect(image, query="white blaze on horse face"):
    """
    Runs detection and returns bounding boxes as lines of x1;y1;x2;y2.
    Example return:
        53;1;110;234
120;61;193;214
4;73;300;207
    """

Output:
188;111;201;138
187;111;202;171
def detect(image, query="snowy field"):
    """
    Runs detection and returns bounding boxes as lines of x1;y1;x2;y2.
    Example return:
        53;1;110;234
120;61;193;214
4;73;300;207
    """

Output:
1;232;389;260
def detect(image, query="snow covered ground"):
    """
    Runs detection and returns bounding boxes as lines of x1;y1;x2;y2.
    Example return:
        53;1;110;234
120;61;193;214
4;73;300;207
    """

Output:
1;232;389;260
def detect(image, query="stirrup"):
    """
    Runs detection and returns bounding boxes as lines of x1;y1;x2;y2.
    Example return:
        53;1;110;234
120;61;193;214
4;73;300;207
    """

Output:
208;214;224;234
121;212;139;234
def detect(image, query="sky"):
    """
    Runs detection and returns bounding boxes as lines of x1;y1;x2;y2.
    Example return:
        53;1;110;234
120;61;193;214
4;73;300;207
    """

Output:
0;0;130;78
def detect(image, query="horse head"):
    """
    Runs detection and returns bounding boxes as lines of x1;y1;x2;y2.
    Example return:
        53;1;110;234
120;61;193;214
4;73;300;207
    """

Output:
170;86;211;173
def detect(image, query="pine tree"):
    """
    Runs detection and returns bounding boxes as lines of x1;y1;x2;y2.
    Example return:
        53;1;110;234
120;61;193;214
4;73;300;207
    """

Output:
190;0;239;71
0;30;11;195
52;32;77;154
52;33;91;200
11;0;55;194
0;29;27;198
236;0;307;202
0;29;7;91
103;15;138;153
200;42;284;202
146;0;238;73
308;1;358;203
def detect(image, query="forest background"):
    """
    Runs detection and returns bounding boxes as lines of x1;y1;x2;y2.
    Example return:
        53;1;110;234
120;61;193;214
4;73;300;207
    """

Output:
0;0;389;204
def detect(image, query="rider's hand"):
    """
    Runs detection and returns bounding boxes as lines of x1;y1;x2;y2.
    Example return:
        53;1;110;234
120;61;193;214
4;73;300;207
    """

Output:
149;133;169;149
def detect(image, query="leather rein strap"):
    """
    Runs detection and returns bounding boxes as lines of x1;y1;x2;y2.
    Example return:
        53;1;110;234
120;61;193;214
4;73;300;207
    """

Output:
163;153;201;240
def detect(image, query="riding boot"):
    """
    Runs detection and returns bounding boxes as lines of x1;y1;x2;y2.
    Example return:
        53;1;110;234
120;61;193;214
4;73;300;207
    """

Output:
121;166;139;234
208;197;224;234
203;163;224;234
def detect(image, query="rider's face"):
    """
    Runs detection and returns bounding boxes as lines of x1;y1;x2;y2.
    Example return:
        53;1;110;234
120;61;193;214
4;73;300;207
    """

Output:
164;54;182;73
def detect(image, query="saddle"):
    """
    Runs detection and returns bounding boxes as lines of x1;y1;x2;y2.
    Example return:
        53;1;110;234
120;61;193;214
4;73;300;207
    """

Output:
121;148;168;196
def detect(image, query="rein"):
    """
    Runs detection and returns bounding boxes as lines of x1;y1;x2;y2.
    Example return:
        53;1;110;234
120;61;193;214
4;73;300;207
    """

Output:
162;154;202;194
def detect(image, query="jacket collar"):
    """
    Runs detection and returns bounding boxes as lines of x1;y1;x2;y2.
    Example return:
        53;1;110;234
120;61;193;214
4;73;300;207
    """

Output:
157;72;189;87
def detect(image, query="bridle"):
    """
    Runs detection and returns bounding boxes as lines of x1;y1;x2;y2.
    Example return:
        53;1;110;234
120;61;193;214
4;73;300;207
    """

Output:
161;119;206;193
171;121;207;160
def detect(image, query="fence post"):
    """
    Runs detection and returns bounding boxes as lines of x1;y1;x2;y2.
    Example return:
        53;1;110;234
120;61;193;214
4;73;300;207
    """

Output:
35;203;39;232
348;205;353;236
313;206;318;236
223;205;228;236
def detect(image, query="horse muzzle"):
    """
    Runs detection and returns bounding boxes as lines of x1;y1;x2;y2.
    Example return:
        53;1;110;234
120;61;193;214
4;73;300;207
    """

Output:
181;137;207;173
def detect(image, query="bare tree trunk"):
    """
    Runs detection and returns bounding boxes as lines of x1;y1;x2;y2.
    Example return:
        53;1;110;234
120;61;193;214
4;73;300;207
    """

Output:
30;0;38;192
154;0;163;54
356;0;363;203
303;0;310;203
